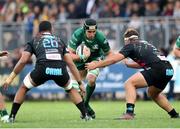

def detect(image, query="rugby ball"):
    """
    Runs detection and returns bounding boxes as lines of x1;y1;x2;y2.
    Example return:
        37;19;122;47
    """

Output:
76;44;90;58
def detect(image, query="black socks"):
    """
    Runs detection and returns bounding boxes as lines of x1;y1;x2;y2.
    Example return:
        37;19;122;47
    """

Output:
76;101;87;116
168;109;179;118
9;103;21;119
126;103;135;114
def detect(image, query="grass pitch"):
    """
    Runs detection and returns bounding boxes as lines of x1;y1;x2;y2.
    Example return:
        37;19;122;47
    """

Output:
0;100;180;128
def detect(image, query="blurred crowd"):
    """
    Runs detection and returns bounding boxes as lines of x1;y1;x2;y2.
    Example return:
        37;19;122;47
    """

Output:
0;0;179;39
0;0;180;23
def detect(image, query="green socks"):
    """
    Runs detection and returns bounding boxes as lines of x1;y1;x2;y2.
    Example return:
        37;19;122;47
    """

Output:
0;109;8;117
84;84;95;106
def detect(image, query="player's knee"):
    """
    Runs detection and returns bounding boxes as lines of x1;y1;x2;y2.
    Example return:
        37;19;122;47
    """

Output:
23;73;35;89
71;80;80;91
87;75;96;85
124;80;137;89
87;78;96;86
124;81;131;88
64;81;72;91
64;80;80;92
87;68;99;83
19;85;30;93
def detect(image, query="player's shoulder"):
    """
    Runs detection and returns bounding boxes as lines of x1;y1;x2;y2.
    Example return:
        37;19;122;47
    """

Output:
176;36;180;48
96;30;105;37
95;30;107;42
26;38;35;45
73;27;84;36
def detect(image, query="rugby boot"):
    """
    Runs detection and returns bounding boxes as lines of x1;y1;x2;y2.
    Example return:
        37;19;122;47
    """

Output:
81;113;92;121
1;115;9;123
86;104;95;119
171;113;180;118
116;113;135;120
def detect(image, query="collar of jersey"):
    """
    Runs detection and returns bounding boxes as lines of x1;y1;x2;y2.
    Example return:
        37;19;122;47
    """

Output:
86;39;93;43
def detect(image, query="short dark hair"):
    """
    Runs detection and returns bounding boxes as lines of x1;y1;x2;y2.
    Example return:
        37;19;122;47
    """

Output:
84;19;97;30
39;21;52;32
124;28;139;39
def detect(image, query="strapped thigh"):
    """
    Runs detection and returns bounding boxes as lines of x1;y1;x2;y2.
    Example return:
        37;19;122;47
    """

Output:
87;68;100;77
23;73;36;89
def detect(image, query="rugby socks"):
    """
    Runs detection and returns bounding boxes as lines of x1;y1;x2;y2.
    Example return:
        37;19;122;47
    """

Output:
9;103;21;119
126;103;135;114
76;101;87;116
0;109;8;117
168;109;179;118
84;84;95;106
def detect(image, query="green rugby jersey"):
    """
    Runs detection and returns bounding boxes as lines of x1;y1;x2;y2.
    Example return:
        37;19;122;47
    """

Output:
68;27;110;70
175;36;180;48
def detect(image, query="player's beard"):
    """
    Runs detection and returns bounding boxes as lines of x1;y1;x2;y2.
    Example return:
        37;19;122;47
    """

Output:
87;36;95;40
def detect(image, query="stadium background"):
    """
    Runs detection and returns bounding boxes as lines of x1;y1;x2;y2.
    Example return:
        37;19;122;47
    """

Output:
0;0;180;100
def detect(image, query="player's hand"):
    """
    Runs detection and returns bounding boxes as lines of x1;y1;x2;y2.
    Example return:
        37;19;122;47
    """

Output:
76;45;91;62
3;75;14;90
79;46;90;62
85;61;98;70
83;46;91;59
0;51;8;57
121;59;128;66
79;54;88;62
79;82;86;99
2;72;16;90
2;79;11;90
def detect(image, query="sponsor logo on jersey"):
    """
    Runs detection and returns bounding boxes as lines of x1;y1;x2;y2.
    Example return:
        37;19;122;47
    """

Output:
166;69;174;76
46;54;61;60
45;67;62;76
92;44;99;49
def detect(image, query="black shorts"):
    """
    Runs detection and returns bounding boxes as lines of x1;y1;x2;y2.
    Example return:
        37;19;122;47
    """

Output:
30;62;70;87
141;61;173;90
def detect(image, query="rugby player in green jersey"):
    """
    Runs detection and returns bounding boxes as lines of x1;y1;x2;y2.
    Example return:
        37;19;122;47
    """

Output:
173;36;180;57
0;50;9;123
68;19;113;119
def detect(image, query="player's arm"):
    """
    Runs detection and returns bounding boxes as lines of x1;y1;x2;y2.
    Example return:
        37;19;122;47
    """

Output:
68;45;90;62
86;52;125;70
104;49;114;58
123;59;141;68
68;31;81;61
68;47;81;61
68;30;90;62
3;51;32;88
63;53;85;96
3;41;33;88
68;32;82;61
61;40;82;81
64;53;82;83
12;51;32;74
99;35;111;55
